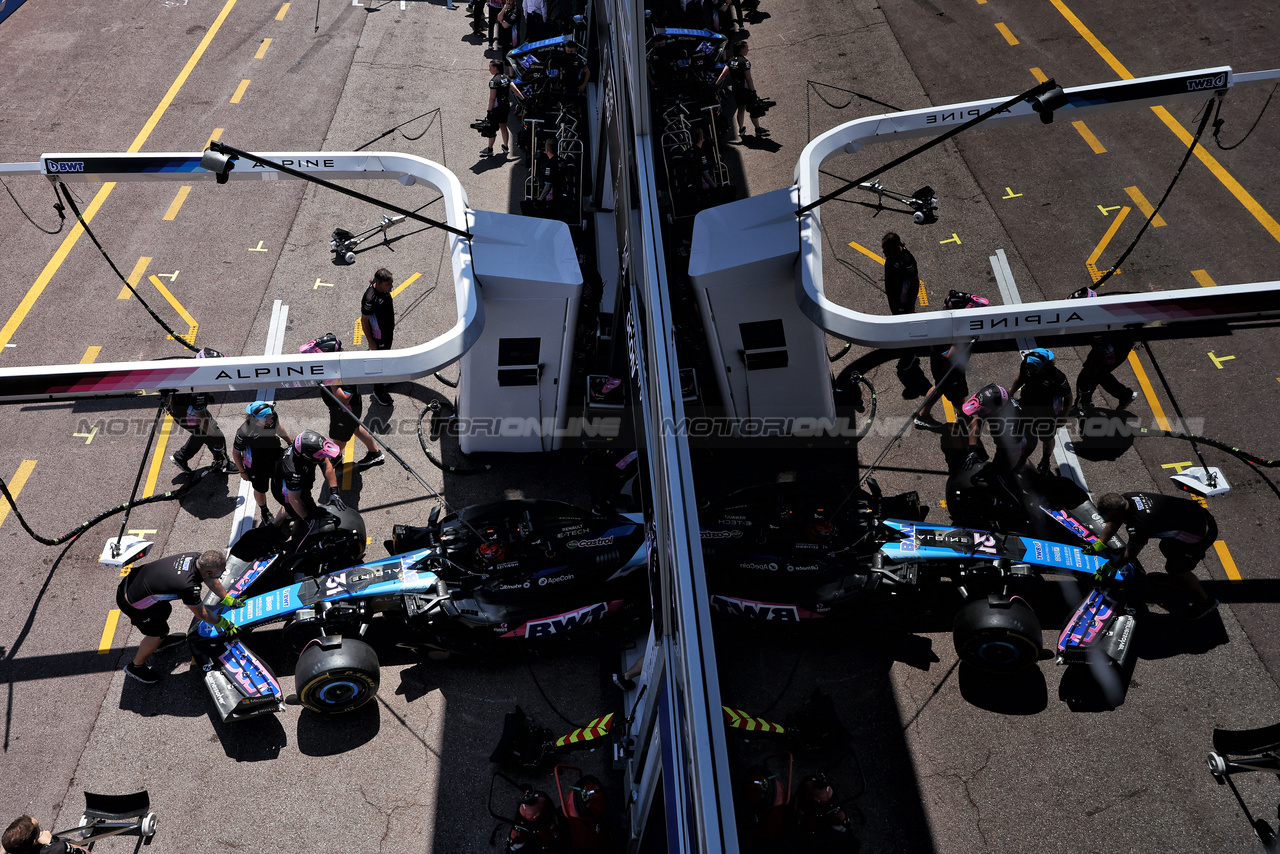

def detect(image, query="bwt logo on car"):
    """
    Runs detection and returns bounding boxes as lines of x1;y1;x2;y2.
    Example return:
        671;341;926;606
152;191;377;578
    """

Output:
46;160;85;173
711;595;799;621
525;602;610;637
1185;73;1227;91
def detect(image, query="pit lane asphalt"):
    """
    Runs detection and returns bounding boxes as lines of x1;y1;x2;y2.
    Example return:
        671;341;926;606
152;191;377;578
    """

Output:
2;0;1280;851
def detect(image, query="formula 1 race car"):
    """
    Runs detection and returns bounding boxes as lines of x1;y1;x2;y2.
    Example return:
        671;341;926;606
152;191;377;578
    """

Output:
190;502;649;722
191;478;1138;722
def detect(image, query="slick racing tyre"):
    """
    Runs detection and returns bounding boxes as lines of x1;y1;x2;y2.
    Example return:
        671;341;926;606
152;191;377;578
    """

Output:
952;596;1043;673
295;638;380;714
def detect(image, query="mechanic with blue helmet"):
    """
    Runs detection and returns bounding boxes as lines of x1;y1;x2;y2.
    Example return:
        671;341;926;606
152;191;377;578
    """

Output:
269;429;343;527
165;347;231;475
117;550;243;685
1009;347;1073;474
231;401;293;527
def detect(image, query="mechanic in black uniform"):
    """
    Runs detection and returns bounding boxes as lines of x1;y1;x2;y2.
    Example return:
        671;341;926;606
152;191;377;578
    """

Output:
231;400;293;527
1068;286;1137;411
300;333;384;469
117;550;242;685
881;232;921;372
962;383;1030;475
270;429;343;526
913;291;987;431
536;138;562;203
360;268;397;406
166;347;231;474
1094;491;1219;619
1009;348;1073;474
715;40;767;139
3;815;88;854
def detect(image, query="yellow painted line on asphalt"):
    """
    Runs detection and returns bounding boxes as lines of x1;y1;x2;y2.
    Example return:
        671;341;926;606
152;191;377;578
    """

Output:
353;317;364;346
1124;186;1166;226
277;2;291;20
1191;269;1216;288
164;186;193;221
1085;205;1129;282
255;37;273;59
0;460;37;530
994;22;1019;46
142;417;176;498
1215;541;1243;582
390;272;422;298
846;241;930;304
149;275;199;343
118;256;151;300
1051;0;1280;245
230;79;251;104
342;441;355;490
1072;121;1107;154
81;346;102;364
1;0;237;347
98;610;122;653
205;128;225;148
1126;351;1171;431
941;397;957;423
1030;67;1048;83
917;282;928;307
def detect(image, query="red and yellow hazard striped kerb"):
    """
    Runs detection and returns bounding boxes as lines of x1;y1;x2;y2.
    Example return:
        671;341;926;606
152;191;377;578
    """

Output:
722;707;785;733
556;712;615;748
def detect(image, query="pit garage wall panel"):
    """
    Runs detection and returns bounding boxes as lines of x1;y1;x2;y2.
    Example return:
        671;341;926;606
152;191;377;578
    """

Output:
690;187;836;423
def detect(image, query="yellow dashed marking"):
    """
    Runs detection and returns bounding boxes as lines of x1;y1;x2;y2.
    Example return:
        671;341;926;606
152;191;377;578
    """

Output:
994;22;1019;46
230;79;251;104
0;461;37;530
81;346;102;364
1124;186;1166;226
390;272;422;298
1086;206;1130;282
1127;351;1171;431
118;256;151;300
1029;67;1048;83
205;128;224;149
99;610;122;653
1191;269;1216;288
164;186;192;221
1073;121;1107;154
1215;541;1242;582
276;2;290;20
255;38;273;59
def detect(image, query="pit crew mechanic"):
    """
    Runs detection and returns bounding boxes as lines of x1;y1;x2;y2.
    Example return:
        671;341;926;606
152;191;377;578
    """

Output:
232;401;293;527
1093;491;1220;620
3;815;88;854
165;347;231;474
270;430;344;525
117;550;243;685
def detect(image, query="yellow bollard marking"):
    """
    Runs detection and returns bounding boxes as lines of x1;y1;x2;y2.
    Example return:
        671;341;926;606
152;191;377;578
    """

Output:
163;186;192;221
1124;186;1166;226
0;461;38;530
230;79;251;104
1073;121;1107;154
99;610;122;653
994;22;1019;46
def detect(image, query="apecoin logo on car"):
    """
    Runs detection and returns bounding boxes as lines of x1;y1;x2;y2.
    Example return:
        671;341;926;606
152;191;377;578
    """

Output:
46;160;85;173
700;529;743;539
1186;73;1227;91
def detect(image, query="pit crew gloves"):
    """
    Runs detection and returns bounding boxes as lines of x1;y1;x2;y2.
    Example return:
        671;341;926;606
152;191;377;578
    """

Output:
220;594;246;609
215;615;239;637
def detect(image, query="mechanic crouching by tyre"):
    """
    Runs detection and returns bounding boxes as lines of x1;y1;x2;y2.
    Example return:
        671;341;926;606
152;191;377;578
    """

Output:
118;550;244;686
270;430;344;530
1093;491;1220;620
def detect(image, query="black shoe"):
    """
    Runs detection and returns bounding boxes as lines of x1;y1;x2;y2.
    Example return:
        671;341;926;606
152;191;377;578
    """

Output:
1116;388;1137;410
613;673;636;691
1037;458;1052;475
913;413;942;432
213;456;233;474
170;454;192;473
124;662;162;685
755;127;770;138
1183;598;1219;621
358;450;386;470
258;506;274;527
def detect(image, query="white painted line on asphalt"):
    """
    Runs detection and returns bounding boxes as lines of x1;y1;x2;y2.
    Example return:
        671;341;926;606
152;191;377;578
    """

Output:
227;300;289;549
988;250;1089;491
